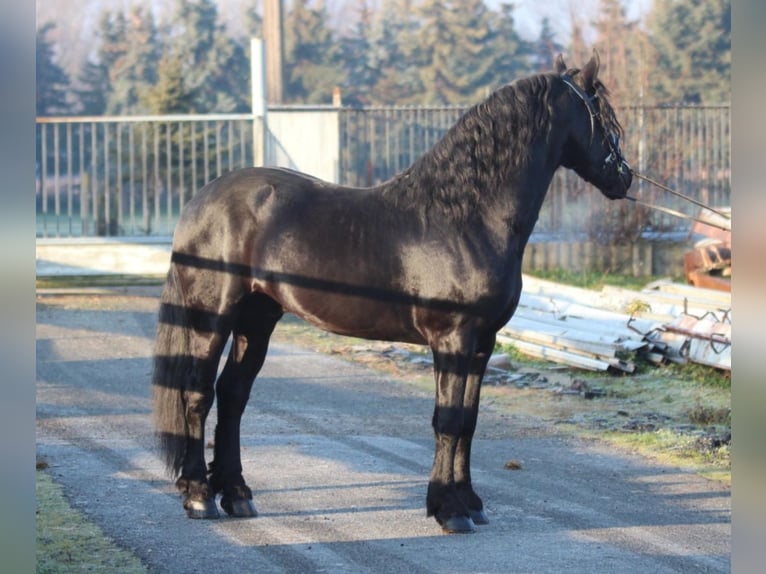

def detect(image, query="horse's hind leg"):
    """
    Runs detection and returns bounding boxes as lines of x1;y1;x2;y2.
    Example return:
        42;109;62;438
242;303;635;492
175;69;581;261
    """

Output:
454;333;495;526
209;293;283;517
174;331;228;519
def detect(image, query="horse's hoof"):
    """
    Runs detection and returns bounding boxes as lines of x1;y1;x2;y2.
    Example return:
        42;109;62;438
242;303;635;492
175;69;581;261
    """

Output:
221;497;258;518
437;515;476;534
184;498;220;519
469;509;489;525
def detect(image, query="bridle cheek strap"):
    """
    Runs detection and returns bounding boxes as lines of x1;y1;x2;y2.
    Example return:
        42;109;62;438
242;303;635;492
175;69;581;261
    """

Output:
560;74;597;145
560;74;627;175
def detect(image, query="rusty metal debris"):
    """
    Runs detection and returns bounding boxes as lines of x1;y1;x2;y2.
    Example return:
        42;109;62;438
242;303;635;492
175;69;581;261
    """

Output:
684;208;731;292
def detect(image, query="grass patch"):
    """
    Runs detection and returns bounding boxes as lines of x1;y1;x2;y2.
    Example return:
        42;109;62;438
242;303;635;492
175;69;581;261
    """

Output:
36;275;165;290
525;268;677;291
600;429;730;484
494;341;549;367
36;465;147;574
663;362;731;390
687;400;731;426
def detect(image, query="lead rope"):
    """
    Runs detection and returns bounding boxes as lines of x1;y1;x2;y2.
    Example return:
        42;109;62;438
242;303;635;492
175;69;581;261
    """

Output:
627;170;731;231
628;171;731;220
624;196;731;231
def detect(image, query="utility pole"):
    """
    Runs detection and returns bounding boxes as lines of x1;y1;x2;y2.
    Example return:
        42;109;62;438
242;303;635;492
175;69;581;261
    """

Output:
262;0;284;104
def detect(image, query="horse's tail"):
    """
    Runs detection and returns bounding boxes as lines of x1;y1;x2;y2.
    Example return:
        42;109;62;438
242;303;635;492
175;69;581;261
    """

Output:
152;263;191;478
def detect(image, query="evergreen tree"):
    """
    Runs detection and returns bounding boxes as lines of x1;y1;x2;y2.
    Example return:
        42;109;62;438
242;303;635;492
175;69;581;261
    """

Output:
139;52;196;114
243;4;264;40
168;0;250;112
530;17;564;72
283;0;344;104
591;0;642;104
413;0;496;104
74;11;119;116
366;0;421;104
75;8;161;115
486;2;532;89
568;7;590;66
76;57;109;115
97;10;129;113
36;22;71;115
109;6;161;114
647;0;730;103
338;0;380;105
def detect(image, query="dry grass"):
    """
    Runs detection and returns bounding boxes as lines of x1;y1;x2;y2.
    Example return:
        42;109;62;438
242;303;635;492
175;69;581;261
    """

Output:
36;462;147;574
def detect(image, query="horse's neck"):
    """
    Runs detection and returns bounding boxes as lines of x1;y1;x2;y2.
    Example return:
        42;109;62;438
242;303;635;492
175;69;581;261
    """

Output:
474;147;560;255
387;82;566;242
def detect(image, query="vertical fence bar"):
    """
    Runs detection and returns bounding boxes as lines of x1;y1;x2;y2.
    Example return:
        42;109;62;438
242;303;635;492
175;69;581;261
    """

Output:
203;122;210;184
128;124;135;234
78;124;86;236
65;123;73;236
116;122;123;234
166;121;172;234
240;120;247;168
368;112;375;185
383;110;391;178
228;120;235;173
40;124;48;237
154;122;161;232
673;107;681;230
53;123;60;236
103;123;111;236
191;121;198;197
141;124;149;234
409;108;415;165
179;121;185;213
91;123;98;237
215;121;222;178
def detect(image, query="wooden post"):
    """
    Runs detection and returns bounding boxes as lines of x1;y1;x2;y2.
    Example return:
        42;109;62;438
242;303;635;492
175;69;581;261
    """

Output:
263;0;284;104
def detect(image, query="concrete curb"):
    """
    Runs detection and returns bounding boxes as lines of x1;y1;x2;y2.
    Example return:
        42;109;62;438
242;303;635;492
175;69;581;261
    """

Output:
36;237;172;278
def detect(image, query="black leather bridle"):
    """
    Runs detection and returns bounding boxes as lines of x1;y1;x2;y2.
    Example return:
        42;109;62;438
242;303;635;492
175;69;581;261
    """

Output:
559;73;730;225
559;73;629;177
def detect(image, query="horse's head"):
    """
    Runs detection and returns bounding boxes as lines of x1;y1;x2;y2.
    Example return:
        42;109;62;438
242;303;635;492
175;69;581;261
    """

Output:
555;51;632;199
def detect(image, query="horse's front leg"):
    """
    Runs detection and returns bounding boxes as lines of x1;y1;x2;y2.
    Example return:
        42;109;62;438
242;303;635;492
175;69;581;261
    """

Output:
454;333;495;526
427;337;475;533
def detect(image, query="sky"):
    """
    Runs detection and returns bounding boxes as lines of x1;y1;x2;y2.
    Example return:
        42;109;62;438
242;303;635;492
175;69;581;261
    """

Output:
36;0;653;41
36;0;654;82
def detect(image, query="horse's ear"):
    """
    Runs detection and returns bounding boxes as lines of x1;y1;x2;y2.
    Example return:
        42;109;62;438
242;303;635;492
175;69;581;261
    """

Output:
554;53;567;74
581;49;601;90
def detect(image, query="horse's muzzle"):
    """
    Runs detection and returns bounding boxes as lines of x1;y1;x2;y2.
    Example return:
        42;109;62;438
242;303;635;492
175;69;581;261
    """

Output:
601;161;632;199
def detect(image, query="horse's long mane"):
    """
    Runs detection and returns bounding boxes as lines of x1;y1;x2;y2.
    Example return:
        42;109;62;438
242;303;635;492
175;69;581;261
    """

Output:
380;67;622;223
381;73;558;221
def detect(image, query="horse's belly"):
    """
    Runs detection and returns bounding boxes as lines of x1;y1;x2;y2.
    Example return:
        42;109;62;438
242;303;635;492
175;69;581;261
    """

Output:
294;297;427;345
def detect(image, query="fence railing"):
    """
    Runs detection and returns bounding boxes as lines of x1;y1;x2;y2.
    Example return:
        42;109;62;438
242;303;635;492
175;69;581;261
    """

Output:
338;104;731;237
36;104;730;239
36;114;255;238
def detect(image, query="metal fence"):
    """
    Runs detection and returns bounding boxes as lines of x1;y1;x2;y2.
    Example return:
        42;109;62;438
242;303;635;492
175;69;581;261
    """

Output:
36;114;255;238
36;104;730;239
338;104;731;238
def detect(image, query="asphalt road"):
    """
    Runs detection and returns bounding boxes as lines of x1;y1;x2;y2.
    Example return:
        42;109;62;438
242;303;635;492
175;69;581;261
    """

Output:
36;287;730;573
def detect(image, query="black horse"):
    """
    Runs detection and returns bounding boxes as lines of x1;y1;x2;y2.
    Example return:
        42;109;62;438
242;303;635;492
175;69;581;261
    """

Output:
153;52;631;533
